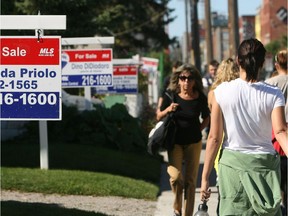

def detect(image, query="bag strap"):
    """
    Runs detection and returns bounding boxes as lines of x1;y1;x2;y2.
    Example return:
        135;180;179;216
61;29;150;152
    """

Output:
164;91;177;118
164;91;175;103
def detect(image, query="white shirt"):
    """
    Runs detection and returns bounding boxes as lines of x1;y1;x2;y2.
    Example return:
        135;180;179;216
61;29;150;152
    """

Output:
214;78;285;154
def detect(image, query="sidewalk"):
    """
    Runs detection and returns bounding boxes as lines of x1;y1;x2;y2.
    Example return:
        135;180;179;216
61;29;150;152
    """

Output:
154;145;219;216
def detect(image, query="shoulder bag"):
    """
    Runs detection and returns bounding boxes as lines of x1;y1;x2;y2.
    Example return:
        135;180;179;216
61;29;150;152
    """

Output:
147;92;177;155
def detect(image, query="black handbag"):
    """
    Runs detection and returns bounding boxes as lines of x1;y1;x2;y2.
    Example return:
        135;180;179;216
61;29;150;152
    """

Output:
147;92;177;155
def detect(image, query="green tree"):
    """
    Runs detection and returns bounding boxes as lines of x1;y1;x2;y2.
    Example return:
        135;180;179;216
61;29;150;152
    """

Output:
1;0;178;58
265;35;287;56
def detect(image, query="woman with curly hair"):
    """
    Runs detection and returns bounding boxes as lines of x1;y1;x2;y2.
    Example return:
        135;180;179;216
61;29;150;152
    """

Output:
207;58;239;215
208;58;239;110
157;64;210;216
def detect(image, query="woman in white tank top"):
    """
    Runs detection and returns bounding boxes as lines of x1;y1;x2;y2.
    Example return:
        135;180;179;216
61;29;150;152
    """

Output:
200;38;287;215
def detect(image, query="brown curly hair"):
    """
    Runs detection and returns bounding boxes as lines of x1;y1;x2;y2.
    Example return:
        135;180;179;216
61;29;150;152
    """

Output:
210;58;239;91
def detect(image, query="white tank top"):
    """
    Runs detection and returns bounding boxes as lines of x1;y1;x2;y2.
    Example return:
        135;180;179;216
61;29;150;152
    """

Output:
214;78;285;154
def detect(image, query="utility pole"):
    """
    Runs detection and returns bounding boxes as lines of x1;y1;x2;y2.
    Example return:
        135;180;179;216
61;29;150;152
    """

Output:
228;0;239;58
190;0;201;71
205;0;213;65
185;0;190;63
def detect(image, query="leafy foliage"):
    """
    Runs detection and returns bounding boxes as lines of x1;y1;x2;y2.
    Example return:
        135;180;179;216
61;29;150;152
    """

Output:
265;35;287;56
2;142;162;183
19;103;149;153
1;0;178;58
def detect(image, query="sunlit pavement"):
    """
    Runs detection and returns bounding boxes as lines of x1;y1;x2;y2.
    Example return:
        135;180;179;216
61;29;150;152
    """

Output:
155;141;218;216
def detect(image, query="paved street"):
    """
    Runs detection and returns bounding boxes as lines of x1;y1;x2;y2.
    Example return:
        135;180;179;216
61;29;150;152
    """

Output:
155;144;219;216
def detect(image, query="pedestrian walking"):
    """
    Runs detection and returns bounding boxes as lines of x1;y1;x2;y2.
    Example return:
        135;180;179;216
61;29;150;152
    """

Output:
200;38;288;215
202;60;219;140
202;60;219;96
157;64;210;216
207;57;239;215
265;48;288;215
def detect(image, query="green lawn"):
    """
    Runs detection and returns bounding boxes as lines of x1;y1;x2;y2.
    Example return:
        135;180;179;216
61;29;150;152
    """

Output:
1;167;159;200
1;141;162;215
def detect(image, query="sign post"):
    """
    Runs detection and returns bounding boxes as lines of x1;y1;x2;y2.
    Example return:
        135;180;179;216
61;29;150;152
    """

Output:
61;37;114;110
0;36;62;170
141;57;159;105
0;15;66;169
0;15;66;30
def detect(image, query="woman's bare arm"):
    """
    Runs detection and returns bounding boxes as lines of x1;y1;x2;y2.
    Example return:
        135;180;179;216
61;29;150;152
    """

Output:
200;92;224;200
156;102;178;121
272;106;288;156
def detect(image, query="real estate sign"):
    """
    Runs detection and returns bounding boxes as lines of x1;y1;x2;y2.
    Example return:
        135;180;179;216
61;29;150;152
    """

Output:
95;65;138;94
61;49;113;87
0;36;62;120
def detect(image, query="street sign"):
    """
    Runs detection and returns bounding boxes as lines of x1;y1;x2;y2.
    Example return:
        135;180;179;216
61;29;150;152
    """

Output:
61;49;113;87
95;65;138;94
0;36;62;120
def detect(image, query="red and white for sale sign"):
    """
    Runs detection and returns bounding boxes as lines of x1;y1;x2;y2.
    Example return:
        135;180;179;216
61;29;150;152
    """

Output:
0;36;62;120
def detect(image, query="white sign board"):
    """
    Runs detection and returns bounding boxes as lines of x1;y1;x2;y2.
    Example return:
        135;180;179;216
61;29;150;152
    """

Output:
0;36;62;120
0;15;66;30
141;57;159;73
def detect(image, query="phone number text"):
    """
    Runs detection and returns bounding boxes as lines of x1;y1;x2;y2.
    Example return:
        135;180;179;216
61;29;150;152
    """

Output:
0;92;58;105
0;80;38;90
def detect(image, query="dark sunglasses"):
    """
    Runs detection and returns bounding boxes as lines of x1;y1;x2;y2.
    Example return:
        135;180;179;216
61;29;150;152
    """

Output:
179;75;194;81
